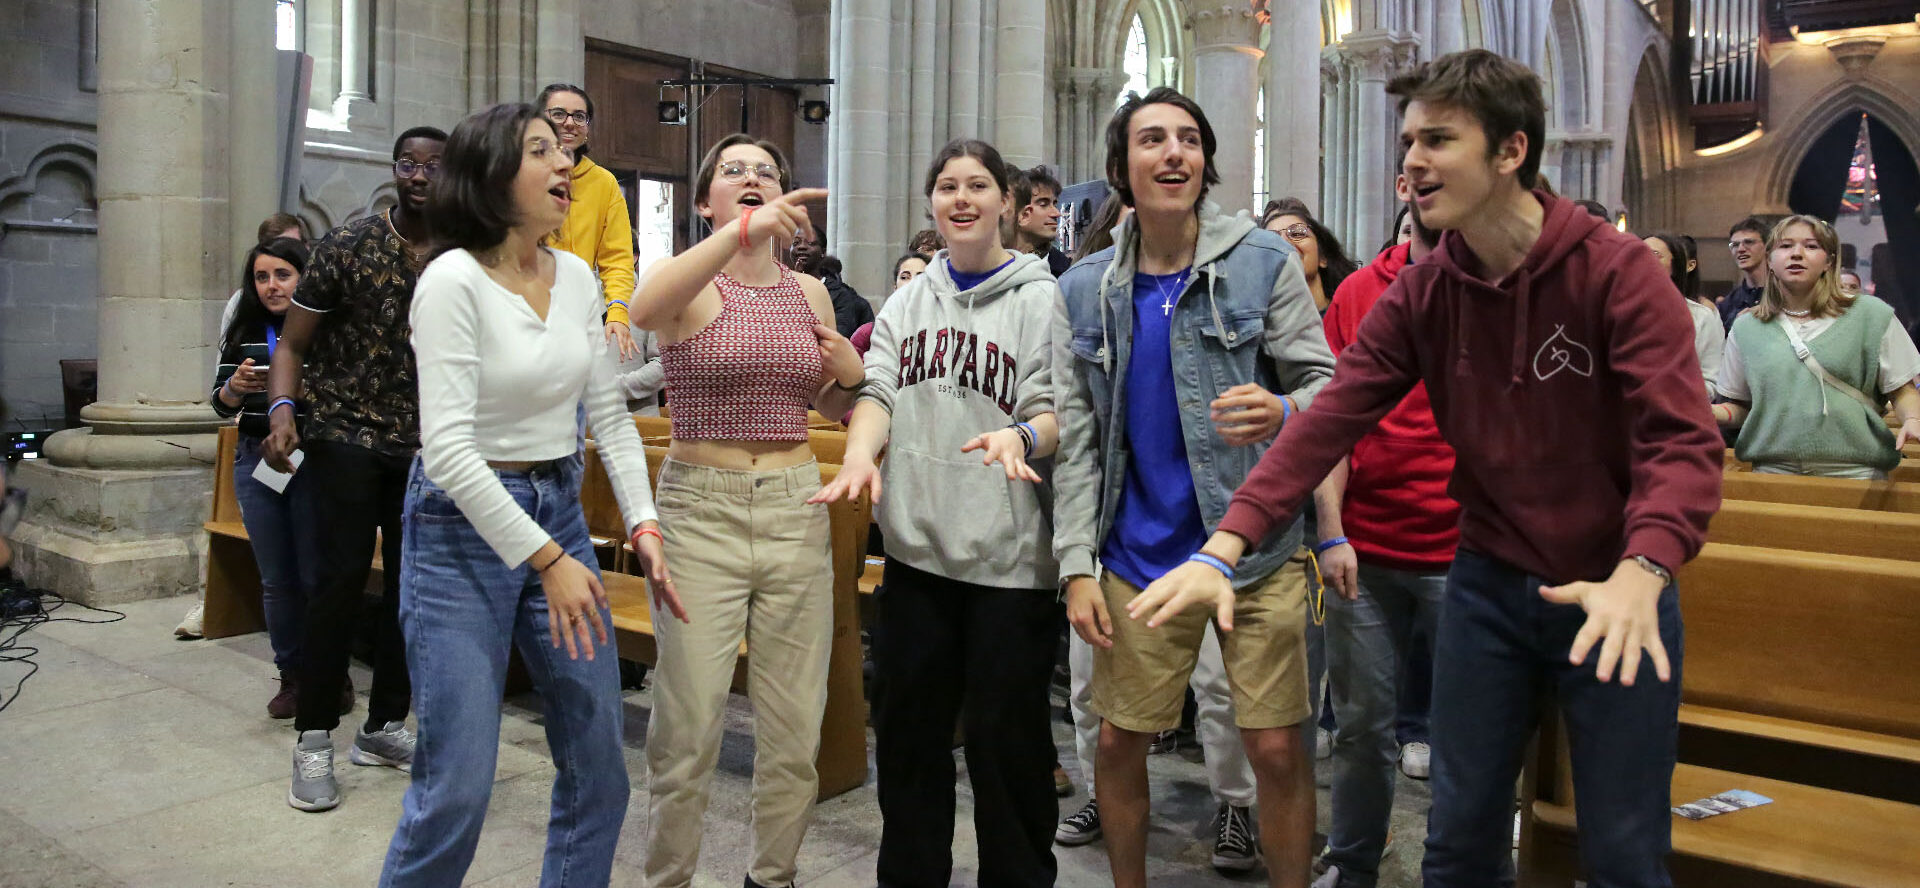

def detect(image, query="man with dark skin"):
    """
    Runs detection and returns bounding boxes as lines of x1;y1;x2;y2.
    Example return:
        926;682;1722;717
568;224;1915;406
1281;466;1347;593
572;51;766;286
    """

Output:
264;126;446;813
791;221;873;337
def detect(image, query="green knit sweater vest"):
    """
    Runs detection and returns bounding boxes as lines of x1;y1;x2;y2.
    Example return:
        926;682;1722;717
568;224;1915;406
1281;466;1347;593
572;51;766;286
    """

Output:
1731;294;1900;471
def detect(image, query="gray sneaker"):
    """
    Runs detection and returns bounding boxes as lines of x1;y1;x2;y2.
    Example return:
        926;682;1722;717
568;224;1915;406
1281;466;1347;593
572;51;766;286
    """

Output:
350;720;415;772
1310;863;1349;888
288;730;339;812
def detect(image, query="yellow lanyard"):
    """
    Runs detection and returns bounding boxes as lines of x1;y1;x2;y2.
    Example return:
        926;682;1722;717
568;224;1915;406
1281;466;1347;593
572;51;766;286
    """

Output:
1304;548;1327;627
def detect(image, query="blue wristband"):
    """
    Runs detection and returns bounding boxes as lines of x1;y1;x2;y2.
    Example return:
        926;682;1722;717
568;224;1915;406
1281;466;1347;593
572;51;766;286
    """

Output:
1188;551;1236;581
268;397;296;416
1016;422;1037;457
1314;536;1349;554
1280;396;1293;428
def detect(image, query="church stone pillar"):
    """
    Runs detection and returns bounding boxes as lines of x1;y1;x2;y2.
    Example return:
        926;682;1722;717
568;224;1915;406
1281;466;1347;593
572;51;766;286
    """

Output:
994;0;1047;167
1264;0;1323;211
1189;4;1266;216
1338;30;1419;254
12;0;275;605
829;0;897;300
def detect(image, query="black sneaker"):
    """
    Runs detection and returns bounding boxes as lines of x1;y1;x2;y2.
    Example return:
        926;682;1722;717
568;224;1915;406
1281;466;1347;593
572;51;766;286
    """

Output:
1211;803;1259;873
1147;729;1178;754
1054;798;1102;846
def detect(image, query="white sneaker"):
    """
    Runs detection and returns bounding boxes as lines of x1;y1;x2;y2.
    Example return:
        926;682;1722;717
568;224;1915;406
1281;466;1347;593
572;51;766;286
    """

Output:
1399;741;1431;780
174;602;204;639
1311;864;1347;888
1315;726;1333;760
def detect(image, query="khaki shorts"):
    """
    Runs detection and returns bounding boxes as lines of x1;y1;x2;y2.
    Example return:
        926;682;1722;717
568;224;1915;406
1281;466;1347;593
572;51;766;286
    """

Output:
1090;548;1311;732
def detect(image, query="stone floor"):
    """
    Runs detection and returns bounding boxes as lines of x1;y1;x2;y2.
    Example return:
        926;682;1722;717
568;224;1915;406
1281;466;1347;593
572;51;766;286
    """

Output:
0;592;1432;888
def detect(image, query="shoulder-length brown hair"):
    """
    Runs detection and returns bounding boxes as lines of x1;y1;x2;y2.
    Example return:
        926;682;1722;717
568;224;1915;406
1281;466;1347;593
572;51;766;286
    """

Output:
1754;214;1850;323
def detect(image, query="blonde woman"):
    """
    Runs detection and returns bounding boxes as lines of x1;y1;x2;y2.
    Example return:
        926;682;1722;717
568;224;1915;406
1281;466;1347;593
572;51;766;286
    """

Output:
1713;214;1920;478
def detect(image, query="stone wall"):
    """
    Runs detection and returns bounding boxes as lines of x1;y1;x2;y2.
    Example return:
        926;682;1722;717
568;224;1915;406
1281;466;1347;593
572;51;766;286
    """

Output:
0;0;100;426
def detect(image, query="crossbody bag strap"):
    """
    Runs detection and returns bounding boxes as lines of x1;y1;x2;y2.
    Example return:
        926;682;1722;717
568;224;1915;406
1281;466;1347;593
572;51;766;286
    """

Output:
1779;320;1881;414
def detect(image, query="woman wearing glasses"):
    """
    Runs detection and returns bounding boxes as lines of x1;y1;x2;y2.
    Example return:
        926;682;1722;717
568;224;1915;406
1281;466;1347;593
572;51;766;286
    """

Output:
1260;197;1358;314
628;133;863;888
538;83;641;360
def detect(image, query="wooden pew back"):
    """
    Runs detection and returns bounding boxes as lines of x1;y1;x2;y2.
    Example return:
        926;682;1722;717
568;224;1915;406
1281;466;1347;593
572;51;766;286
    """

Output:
1718;472;1920;513
1709;499;1920;561
1678;542;1920;742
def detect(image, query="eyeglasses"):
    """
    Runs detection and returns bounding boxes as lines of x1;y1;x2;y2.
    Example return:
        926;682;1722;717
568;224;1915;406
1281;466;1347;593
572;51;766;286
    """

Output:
545;108;592;126
1728;237;1761;250
718;160;782;186
393;159;440;179
1278;223;1313;243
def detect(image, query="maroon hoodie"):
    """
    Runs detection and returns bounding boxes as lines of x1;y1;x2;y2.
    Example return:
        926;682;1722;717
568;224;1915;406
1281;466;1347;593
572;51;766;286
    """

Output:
1220;192;1721;584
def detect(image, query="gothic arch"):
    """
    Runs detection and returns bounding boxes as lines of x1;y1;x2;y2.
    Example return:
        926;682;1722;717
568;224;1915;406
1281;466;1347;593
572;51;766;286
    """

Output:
1624;44;1679;229
1546;0;1590;130
1757;78;1920;213
1119;0;1188;92
0;142;99;221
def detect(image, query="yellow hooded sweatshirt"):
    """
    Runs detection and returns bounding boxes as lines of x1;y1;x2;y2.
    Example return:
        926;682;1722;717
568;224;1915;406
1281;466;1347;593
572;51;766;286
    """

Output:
547;154;636;326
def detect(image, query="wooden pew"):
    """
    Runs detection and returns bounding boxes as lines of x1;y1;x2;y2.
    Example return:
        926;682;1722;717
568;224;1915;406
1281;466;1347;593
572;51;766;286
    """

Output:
1718;472;1920;513
602;444;872;800
1709;499;1920;560
1518;542;1920;887
202;426;266;639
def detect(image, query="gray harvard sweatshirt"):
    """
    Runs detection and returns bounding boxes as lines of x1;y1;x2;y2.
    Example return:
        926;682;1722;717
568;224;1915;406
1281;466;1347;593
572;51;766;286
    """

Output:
857;250;1060;590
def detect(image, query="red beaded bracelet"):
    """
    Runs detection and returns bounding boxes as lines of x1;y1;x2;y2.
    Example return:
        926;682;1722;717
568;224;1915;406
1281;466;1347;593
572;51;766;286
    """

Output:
631;525;663;548
738;207;755;250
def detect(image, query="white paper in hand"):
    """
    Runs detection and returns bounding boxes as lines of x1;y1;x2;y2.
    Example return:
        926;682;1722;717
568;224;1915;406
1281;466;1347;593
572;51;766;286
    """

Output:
251;449;305;494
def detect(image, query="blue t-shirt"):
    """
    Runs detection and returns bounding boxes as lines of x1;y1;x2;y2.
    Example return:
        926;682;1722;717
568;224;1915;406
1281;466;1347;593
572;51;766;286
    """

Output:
1101;268;1207;589
948;256;1016;293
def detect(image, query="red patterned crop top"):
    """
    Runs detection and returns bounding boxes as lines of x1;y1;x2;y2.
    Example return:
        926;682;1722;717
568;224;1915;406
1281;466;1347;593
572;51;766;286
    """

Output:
660;264;824;441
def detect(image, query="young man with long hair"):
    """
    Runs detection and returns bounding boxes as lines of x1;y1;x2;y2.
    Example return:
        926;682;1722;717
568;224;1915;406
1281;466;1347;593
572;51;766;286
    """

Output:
1054;86;1335;888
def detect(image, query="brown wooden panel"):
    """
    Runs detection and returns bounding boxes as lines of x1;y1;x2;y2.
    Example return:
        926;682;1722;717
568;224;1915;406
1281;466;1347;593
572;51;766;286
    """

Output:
1677;543;1920;740
1718;472;1920;512
1709;499;1920;561
586;42;690;180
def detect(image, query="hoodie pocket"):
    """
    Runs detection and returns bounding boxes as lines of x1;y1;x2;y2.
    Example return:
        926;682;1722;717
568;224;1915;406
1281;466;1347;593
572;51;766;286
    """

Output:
878;447;1019;571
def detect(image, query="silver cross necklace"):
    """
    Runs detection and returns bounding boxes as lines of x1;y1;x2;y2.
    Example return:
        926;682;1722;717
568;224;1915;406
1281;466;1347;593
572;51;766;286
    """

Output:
1153;269;1191;317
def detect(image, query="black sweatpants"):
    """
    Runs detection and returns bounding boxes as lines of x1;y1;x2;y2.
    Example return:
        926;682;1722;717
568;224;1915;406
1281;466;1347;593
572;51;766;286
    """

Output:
293;439;412;733
872;558;1061;888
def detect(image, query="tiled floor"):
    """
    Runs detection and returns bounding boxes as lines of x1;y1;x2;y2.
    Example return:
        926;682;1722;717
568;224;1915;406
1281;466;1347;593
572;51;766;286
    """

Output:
0;592;1431;887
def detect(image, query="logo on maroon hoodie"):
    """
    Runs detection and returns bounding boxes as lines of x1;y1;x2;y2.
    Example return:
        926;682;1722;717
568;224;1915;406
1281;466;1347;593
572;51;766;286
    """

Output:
1531;324;1594;381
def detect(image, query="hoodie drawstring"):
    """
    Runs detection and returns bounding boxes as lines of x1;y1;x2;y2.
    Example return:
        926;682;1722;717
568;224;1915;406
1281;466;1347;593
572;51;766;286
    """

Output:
1509;268;1533;388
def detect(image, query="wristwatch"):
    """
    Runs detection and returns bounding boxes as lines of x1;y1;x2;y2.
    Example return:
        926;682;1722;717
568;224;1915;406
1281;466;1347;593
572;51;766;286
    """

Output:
1629;554;1672;586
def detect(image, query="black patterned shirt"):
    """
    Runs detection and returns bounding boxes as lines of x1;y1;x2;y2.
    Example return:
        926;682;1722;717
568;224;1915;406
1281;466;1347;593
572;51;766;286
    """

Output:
292;211;425;456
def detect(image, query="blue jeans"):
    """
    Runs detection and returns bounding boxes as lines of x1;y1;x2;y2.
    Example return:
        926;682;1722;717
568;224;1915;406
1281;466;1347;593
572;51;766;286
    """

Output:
381;457;628;888
232;435;316;673
1323;563;1447;886
1423;550;1682;888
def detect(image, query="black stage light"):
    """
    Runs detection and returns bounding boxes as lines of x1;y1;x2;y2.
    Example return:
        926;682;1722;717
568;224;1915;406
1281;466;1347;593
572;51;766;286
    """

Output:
801;100;830;125
658;100;688;125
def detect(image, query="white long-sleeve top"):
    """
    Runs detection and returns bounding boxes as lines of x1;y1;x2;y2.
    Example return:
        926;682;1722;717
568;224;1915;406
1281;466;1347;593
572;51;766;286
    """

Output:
411;247;657;567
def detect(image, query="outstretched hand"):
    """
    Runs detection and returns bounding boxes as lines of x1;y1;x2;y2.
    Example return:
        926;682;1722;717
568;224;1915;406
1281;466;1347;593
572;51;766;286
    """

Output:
809;455;882;505
742;188;830;252
961;427;1042;483
1538;560;1672;686
1130;561;1236;630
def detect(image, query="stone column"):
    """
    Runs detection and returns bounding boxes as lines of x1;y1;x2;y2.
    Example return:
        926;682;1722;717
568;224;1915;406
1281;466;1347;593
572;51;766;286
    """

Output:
1264;0;1323;210
1056;66;1119;184
1338;30;1418;255
994;0;1047;167
12;0;274;605
1189;4;1266;216
829;0;897;300
334;0;374;123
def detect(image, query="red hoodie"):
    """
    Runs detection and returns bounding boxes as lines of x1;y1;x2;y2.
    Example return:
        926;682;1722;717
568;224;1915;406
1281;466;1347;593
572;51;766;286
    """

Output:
1323;242;1461;572
1221;193;1721;584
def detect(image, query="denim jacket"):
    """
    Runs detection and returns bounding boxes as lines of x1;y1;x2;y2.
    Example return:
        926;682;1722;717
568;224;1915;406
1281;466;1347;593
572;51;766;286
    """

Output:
1051;204;1335;589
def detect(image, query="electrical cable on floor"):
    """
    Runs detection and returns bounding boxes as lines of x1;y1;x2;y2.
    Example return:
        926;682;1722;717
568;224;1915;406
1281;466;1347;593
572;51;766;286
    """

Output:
0;583;127;713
